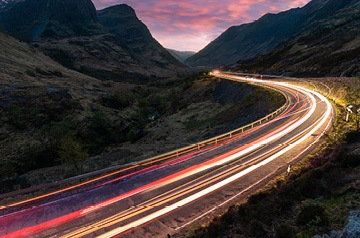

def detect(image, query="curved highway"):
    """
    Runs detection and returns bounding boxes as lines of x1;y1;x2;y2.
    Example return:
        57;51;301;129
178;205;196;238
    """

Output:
0;72;334;238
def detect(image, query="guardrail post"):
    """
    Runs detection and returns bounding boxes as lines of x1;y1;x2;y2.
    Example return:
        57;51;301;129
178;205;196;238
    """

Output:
176;151;179;157
229;133;232;138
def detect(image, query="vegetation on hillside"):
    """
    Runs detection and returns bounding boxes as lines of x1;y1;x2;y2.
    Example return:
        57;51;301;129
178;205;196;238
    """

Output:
0;73;285;194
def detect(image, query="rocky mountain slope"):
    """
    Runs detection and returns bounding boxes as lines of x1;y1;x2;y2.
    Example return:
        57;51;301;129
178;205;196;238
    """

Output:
185;0;355;68
0;0;188;81
228;0;360;77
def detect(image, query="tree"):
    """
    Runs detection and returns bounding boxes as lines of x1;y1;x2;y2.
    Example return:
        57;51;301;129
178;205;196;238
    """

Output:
59;137;88;173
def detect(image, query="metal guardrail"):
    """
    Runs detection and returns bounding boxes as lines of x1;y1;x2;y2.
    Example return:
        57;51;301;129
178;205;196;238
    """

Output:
138;75;290;165
0;75;289;201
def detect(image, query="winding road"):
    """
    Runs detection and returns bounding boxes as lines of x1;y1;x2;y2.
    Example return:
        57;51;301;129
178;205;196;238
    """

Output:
0;72;334;238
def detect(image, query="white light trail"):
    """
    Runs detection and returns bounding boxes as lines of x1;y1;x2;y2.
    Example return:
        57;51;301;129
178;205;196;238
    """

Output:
97;78;333;238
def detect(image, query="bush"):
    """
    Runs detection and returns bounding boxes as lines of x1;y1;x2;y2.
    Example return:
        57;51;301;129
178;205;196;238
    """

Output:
249;220;268;237
345;131;360;143
7;105;27;130
59;137;88;173
248;191;269;204
296;204;329;227
276;224;295;238
102;93;134;109
340;153;360;168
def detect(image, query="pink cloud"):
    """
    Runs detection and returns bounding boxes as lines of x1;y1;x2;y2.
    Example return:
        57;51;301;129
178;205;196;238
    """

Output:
93;0;311;51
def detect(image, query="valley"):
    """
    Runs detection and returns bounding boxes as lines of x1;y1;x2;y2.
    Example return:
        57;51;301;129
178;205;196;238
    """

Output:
0;0;359;237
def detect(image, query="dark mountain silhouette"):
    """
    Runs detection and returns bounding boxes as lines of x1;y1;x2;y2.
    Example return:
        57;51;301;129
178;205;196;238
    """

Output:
0;0;102;41
228;0;360;77
97;4;187;79
0;1;188;81
167;49;196;63
185;0;355;68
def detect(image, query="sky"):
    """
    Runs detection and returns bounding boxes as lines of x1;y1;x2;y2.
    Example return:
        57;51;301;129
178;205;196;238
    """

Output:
93;0;311;52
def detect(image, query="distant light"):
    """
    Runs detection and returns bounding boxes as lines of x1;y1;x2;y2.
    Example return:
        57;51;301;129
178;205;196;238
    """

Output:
211;70;220;75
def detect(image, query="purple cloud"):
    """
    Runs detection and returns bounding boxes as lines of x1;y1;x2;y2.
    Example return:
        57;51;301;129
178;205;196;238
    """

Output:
93;0;310;51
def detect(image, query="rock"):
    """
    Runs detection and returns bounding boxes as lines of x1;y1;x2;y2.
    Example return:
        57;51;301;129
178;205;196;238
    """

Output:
340;210;360;238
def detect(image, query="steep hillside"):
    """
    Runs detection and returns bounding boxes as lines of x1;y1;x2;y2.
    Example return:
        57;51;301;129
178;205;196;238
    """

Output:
0;0;102;41
167;49;196;63
228;1;360;77
0;1;188;81
96;4;187;80
185;0;354;67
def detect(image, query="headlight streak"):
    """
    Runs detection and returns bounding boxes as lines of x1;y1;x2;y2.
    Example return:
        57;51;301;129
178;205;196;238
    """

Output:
1;74;333;238
96;80;332;238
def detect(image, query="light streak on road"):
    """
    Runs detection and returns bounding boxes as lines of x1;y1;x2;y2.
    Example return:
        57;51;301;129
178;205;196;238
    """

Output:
93;76;334;237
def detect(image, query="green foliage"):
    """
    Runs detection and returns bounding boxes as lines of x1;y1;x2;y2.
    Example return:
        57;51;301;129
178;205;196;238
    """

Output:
58;137;88;173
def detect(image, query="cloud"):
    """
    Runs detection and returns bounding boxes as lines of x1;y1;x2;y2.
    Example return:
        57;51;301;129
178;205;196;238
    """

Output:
93;0;311;51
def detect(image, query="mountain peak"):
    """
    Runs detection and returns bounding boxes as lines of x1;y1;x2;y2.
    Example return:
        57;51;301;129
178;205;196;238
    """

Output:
185;0;355;67
102;4;136;16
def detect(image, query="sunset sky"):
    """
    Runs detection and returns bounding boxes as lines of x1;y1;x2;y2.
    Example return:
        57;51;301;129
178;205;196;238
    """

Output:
93;0;311;52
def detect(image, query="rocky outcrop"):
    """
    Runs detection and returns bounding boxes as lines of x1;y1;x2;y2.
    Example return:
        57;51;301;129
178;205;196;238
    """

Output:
340;210;360;238
313;210;360;238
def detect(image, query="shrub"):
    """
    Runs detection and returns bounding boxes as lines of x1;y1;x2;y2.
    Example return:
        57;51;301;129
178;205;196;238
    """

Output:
248;191;269;204
35;67;50;75
340;153;360;168
102;93;134;109
276;224;295;238
249;220;268;237
296;204;329;227
7;105;27;130
58;137;88;173
345;131;360;143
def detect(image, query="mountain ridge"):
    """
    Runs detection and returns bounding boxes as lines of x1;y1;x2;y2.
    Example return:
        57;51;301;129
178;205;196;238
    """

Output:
227;0;360;77
185;0;354;68
0;0;189;81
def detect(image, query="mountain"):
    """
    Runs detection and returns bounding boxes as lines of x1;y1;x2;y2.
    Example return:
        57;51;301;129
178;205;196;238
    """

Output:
185;0;355;67
228;0;360;77
167;49;196;63
96;4;187;80
0;1;188;81
0;0;102;41
0;0;19;9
